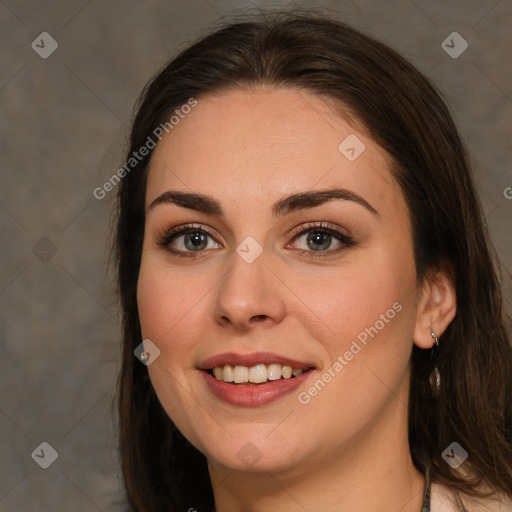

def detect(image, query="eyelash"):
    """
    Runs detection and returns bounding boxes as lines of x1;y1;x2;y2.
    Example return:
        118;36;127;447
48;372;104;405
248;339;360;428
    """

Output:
157;221;355;259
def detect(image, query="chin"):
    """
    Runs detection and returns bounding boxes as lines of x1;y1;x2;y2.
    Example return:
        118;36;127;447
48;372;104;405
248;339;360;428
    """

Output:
199;430;309;474
208;447;304;474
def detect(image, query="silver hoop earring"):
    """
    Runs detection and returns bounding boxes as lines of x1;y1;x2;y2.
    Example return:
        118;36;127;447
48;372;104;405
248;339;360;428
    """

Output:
429;329;441;396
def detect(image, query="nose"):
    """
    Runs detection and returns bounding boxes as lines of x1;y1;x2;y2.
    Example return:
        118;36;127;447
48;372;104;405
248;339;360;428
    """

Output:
211;249;287;331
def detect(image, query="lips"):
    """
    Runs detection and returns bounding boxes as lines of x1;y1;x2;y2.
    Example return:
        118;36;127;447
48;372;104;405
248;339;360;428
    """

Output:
198;352;316;407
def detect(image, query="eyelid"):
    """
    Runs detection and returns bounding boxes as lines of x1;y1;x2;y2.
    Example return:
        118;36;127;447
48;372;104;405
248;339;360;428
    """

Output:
163;223;216;238
289;220;347;239
157;223;221;247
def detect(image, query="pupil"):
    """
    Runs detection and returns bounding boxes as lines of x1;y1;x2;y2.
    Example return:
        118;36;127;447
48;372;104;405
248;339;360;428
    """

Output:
185;232;207;251
307;232;331;251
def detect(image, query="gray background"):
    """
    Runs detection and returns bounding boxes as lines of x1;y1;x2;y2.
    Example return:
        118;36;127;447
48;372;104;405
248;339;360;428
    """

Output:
0;1;511;510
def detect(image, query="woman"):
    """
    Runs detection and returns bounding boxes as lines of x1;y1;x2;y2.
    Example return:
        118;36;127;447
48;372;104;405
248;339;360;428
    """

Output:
114;10;512;511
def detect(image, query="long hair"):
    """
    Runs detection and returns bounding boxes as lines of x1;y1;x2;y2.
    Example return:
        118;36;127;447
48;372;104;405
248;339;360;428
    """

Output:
113;10;512;511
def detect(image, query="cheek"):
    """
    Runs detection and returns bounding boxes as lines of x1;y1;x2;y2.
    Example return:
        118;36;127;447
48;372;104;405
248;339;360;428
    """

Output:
137;264;172;341
294;269;416;439
137;255;206;343
136;257;202;392
136;257;210;445
304;245;417;406
312;256;414;348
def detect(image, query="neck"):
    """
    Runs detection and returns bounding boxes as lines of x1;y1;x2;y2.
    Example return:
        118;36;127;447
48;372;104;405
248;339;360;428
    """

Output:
208;389;425;512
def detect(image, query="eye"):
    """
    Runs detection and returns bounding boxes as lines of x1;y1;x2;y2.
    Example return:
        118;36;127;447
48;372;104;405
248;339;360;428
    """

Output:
158;221;355;259
288;222;355;256
158;224;222;257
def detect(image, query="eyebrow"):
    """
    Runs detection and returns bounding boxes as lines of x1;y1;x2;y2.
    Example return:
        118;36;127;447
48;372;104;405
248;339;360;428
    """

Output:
148;188;379;218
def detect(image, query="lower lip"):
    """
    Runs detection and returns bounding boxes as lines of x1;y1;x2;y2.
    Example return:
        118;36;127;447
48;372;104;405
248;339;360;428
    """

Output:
201;369;314;407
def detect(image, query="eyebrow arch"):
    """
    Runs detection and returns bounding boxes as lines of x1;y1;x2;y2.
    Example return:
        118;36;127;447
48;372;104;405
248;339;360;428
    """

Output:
272;188;378;217
148;188;379;218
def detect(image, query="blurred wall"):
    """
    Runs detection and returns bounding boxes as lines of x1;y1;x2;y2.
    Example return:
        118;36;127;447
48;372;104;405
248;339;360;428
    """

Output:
1;1;511;510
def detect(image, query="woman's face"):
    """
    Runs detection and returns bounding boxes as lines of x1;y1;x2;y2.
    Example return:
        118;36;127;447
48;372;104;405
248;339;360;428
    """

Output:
137;87;421;474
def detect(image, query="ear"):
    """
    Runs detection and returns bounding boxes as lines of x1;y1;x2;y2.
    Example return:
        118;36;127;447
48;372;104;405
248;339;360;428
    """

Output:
413;267;457;349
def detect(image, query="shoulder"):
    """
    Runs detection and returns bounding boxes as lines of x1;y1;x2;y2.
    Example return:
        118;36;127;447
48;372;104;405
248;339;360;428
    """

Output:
431;481;512;512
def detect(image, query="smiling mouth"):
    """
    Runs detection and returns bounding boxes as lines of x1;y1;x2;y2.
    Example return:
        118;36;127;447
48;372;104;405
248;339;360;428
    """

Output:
207;363;315;385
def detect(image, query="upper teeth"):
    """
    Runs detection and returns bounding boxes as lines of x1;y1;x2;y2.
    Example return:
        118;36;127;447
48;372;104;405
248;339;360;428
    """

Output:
212;364;304;384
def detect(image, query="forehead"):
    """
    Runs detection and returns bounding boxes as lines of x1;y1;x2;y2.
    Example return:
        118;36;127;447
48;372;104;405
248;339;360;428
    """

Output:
146;87;404;219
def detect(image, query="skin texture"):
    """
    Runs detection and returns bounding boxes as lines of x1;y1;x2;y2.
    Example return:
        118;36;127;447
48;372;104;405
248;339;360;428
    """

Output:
136;88;456;512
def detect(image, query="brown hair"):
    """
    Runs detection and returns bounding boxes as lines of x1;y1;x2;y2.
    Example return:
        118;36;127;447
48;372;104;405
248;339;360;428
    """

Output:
114;10;512;511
